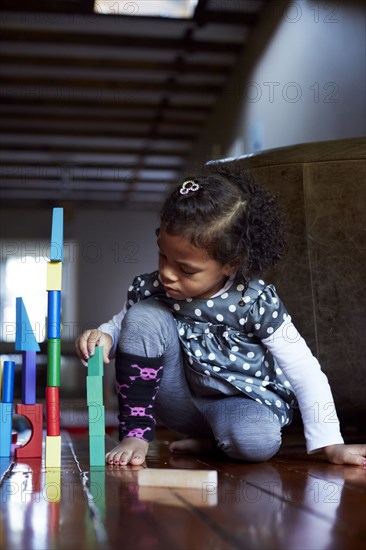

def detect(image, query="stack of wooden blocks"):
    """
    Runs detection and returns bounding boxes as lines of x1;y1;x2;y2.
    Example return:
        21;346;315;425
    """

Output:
45;208;63;468
0;208;62;460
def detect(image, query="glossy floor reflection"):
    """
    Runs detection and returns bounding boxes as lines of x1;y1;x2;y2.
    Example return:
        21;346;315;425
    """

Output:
0;431;365;549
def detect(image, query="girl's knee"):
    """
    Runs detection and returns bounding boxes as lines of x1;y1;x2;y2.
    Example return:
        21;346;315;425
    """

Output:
121;299;175;340
228;432;281;462
119;299;178;357
216;417;282;462
122;298;172;328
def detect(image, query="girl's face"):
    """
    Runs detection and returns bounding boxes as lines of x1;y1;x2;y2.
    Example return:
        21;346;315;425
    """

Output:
157;226;235;300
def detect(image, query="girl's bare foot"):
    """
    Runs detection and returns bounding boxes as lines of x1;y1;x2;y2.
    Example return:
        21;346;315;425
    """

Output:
106;437;149;466
169;437;215;455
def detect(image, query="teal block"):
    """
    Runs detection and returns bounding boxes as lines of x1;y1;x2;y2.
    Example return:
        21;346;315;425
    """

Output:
0;403;13;458
50;208;63;261
15;298;40;352
86;376;103;406
88;346;104;377
89;435;105;467
88;405;105;436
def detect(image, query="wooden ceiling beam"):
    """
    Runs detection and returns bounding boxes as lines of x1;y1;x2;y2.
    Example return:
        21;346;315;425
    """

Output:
0;124;198;140
0;1;95;13
0;112;204;128
0;95;212;113
0;28;241;54
0;143;189;157
0;75;223;95
198;10;259;27
1;162;184;172
0;54;232;76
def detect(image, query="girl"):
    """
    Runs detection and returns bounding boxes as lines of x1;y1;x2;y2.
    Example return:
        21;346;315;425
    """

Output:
76;167;365;467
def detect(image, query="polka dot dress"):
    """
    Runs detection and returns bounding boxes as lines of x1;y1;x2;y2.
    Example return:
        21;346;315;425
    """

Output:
126;271;297;427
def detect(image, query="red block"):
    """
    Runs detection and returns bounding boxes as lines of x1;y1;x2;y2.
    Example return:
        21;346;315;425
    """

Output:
15;403;43;459
46;387;60;436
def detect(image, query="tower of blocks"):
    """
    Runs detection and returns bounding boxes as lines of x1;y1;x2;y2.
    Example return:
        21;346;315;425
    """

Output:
87;347;105;466
14;298;43;459
45;208;63;468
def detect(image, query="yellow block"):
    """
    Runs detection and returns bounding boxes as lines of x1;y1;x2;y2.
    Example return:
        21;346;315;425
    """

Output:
46;261;62;291
45;435;61;468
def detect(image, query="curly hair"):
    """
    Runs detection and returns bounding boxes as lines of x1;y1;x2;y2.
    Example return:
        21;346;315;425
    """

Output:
160;165;288;286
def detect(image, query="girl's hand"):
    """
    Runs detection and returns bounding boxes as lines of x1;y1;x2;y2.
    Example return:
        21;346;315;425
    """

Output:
75;329;113;364
323;443;366;467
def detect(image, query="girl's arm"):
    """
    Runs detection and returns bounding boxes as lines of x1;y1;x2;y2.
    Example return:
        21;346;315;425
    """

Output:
98;304;127;358
262;317;365;467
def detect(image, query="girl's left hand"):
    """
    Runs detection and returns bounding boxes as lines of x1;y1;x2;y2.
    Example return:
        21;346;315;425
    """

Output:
323;443;366;467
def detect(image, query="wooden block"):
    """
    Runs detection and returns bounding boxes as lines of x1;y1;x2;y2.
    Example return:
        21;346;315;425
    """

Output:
22;351;37;404
0;403;13;458
45;435;61;468
46;386;60;436
47;290;61;339
86;376;103;406
46;261;62;291
89;435;105;467
137;468;218;489
1;360;15;403
15;297;40;352
47;339;61;387
50;207;63;261
15;403;43;459
89;405;105;436
88;346;104;377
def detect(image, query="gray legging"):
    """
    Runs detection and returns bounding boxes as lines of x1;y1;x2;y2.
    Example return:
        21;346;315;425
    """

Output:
118;298;282;462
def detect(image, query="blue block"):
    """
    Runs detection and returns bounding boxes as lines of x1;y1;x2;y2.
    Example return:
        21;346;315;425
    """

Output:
15;298;40;352
1;361;15;403
47;290;61;339
0;403;13;458
50;208;63;261
22;351;37;405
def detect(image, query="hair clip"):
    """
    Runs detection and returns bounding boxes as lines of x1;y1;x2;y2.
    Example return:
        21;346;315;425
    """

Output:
180;180;200;195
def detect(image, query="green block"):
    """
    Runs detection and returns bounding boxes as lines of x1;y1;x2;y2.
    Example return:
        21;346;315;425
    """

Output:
47;338;61;386
89;435;105;467
86;376;103;406
88;404;105;436
88;346;104;377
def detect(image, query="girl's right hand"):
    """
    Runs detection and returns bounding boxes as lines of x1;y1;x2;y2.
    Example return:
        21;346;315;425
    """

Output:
75;329;113;364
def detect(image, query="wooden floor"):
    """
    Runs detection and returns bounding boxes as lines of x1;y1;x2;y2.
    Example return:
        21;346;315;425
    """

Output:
0;430;365;550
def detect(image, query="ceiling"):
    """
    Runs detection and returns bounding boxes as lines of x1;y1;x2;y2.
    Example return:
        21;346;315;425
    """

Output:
0;0;268;209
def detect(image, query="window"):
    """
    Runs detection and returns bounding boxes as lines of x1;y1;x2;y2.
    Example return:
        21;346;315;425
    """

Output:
95;0;198;18
0;241;77;343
